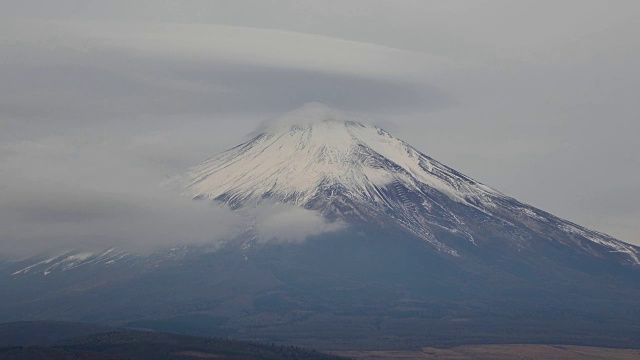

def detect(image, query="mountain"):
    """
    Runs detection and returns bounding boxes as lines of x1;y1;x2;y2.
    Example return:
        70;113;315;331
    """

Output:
180;104;638;264
2;104;640;350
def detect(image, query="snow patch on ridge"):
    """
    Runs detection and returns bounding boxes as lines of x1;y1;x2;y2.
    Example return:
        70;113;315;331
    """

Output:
12;248;131;276
559;223;640;265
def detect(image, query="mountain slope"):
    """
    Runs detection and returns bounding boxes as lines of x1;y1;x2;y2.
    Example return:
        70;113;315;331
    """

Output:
179;104;639;264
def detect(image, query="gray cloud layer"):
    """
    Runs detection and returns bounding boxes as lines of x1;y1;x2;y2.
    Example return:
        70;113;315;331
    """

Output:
1;1;639;255
0;136;344;256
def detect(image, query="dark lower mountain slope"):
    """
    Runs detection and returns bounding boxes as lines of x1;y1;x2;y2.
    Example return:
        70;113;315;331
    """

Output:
0;321;117;347
0;321;344;360
2;225;640;350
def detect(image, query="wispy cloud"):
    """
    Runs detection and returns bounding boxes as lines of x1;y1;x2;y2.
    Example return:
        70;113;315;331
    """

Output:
0;135;346;256
250;203;346;243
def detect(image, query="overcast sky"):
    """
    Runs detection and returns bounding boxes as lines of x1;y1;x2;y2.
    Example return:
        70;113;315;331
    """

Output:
1;0;639;255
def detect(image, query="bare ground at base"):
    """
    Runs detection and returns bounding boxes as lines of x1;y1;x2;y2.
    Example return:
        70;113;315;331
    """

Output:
333;344;640;360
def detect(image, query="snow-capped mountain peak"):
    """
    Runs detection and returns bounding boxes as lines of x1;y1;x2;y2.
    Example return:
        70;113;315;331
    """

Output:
178;105;639;264
183;109;499;209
